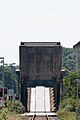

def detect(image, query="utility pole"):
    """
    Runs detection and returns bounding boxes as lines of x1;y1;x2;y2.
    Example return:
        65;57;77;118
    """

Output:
16;69;21;99
9;63;16;101
0;57;5;107
76;79;80;120
60;69;65;101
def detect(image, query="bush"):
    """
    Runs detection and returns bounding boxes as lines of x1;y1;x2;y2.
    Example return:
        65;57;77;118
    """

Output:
0;109;8;120
7;100;25;114
61;97;76;111
65;98;76;111
57;108;76;120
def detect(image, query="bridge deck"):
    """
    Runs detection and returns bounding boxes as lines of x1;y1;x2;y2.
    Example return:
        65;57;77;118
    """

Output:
30;86;50;112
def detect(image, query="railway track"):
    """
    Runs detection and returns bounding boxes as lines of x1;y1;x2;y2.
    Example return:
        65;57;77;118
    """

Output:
32;115;60;120
22;115;60;120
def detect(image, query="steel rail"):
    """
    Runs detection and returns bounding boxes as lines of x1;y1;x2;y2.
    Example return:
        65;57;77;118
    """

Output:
46;115;50;120
31;115;51;120
31;114;36;120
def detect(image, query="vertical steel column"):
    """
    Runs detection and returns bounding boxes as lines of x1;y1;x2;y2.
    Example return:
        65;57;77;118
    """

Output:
21;79;27;112
2;59;4;107
76;79;78;120
0;57;5;107
16;69;21;99
10;63;16;94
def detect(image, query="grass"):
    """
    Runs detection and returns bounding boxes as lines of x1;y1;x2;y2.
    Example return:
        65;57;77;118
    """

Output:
0;107;80;120
0;98;80;120
0;108;22;120
0;100;25;120
7;112;22;120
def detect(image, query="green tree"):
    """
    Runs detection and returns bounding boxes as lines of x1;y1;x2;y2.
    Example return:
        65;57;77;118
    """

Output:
62;47;76;71
63;70;80;98
0;65;18;94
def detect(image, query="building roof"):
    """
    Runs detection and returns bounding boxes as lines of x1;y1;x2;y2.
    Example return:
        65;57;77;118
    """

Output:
73;41;80;48
20;42;61;47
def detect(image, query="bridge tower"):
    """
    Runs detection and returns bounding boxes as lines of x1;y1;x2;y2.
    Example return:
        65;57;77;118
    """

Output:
19;42;62;111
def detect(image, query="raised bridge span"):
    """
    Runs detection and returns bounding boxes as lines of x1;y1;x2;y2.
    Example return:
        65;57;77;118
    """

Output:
19;42;62;119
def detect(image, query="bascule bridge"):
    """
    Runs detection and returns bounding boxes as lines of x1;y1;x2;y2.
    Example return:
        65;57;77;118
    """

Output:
19;42;62;112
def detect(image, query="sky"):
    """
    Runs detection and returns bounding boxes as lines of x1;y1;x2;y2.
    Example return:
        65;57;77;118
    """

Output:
0;0;80;65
